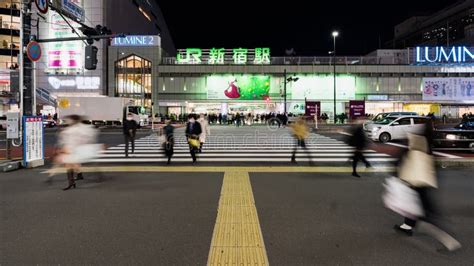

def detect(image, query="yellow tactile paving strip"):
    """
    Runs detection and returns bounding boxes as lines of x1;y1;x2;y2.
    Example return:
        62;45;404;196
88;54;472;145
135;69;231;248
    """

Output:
207;171;269;266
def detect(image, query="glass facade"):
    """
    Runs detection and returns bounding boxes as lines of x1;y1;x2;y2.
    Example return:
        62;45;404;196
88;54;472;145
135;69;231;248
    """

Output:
115;55;152;107
0;0;21;70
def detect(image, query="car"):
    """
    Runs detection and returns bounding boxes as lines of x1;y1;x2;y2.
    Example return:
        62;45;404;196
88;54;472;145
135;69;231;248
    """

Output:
365;116;429;143
0;116;6;130
363;112;418;130
433;121;474;151
43;119;57;128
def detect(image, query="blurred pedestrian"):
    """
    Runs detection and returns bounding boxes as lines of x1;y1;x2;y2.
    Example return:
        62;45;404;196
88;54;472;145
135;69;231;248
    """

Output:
162;119;174;164
185;114;202;163
54;115;99;190
348;121;371;177
290;117;313;164
123;113;138;158
198;113;210;153
392;122;461;251
236;113;241;127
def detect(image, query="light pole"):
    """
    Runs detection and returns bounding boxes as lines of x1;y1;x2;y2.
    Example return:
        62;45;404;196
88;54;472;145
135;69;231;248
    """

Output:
332;31;339;123
283;69;298;115
284;69;287;114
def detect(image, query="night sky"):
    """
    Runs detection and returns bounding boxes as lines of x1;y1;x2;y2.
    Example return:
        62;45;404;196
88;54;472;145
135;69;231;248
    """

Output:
159;0;457;56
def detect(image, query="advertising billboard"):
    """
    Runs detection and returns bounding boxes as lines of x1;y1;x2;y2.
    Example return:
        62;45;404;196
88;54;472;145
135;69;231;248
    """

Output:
47;5;84;72
422;78;474;101
291;75;356;100
349;100;365;118
305;101;321;117
207;75;270;100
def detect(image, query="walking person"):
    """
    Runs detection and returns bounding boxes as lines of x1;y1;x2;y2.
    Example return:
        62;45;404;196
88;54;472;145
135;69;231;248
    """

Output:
162;119;175;164
185;114;202;163
392;121;461;251
290;117;313;164
198;113;210;153
348;120;371;177
235;113;241;127
123;113;138;158
54;115;99;190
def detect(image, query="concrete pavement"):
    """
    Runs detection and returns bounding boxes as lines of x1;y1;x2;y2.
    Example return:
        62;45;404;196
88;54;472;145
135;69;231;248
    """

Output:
1;166;473;265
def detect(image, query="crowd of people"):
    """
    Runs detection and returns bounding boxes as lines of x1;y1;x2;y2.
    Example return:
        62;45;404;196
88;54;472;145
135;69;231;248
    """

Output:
157;112;292;126
45;111;462;252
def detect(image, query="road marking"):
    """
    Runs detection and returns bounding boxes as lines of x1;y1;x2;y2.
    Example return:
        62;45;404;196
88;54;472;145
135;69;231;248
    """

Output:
95;153;389;158
207;171;269;265
339;132;352;136
91;158;397;163
41;166;396;174
384;142;462;159
337;131;463;159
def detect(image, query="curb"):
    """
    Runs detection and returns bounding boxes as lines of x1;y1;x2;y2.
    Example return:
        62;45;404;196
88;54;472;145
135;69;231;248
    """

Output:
436;159;474;167
0;160;22;172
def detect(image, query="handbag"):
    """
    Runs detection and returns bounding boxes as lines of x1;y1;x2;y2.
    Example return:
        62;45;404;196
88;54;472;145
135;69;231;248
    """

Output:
399;150;437;188
382;177;424;219
188;138;200;148
158;134;166;144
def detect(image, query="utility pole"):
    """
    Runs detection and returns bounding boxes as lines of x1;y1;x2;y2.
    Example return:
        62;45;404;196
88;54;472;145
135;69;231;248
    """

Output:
283;69;287;114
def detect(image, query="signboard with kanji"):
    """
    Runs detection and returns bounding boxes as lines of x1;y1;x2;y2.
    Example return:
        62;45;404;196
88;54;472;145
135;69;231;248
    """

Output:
305;101;321;118
23;116;44;164
176;48;271;65
349;100;365;118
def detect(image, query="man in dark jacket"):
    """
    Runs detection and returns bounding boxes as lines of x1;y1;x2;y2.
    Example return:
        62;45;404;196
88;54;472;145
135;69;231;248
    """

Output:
348;121;371;177
123;113;138;158
163;120;175;164
185;114;202;163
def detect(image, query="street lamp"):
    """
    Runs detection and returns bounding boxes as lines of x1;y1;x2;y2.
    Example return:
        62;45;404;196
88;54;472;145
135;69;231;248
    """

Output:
283;69;299;114
331;31;339;123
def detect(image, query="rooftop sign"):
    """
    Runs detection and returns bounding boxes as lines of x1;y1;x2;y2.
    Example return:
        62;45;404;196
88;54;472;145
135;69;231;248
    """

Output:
176;48;271;65
415;46;474;64
111;35;160;47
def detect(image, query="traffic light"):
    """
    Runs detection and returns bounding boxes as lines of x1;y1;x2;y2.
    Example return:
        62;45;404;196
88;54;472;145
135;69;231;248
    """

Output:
85;45;98;70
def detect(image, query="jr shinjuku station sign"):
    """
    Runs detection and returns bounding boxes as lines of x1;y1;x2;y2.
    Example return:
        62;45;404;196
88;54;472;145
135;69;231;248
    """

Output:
176;48;271;65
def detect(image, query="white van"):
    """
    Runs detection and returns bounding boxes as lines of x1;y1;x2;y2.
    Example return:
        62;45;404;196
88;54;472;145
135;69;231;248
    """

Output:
365;116;428;143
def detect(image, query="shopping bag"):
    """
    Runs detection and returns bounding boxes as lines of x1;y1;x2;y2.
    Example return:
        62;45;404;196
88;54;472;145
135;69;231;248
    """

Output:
188;138;200;149
158;134;166;144
382;177;424;219
62;144;103;164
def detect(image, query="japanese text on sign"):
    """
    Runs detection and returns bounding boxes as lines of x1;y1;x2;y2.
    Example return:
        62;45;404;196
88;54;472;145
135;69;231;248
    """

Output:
23;116;44;163
176;48;271;65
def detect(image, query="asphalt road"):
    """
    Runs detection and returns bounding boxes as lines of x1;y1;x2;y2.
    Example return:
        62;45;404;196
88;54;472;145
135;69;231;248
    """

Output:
1;167;473;265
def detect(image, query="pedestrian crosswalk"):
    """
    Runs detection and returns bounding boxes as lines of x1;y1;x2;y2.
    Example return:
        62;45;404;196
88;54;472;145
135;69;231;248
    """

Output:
92;127;396;164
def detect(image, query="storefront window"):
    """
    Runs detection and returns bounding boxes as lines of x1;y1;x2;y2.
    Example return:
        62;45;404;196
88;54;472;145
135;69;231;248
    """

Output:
115;55;152;107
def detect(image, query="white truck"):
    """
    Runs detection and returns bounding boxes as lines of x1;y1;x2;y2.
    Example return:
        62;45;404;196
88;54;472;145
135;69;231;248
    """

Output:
57;97;149;127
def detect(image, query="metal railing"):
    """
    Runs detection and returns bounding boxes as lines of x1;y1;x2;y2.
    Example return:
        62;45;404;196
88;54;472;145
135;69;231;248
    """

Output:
161;56;411;65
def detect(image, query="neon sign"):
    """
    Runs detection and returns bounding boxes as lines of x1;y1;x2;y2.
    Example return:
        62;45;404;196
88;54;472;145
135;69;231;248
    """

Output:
112;35;160;47
176;48;271;65
415;46;474;64
48;76;100;90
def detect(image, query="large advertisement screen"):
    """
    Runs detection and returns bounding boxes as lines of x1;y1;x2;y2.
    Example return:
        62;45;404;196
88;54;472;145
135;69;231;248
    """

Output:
207;75;270;100
422;78;474;101
47;1;83;72
291;75;356;100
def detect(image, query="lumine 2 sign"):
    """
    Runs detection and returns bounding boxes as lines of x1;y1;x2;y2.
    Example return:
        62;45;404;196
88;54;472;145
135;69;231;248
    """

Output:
176;48;271;65
415;46;474;64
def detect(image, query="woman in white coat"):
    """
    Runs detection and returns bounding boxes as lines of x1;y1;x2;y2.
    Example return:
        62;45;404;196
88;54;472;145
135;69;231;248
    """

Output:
198;114;210;153
55;115;99;190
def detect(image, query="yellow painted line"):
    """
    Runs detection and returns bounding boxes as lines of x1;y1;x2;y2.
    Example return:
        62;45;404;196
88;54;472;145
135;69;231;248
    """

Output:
41;166;396;174
208;171;269;265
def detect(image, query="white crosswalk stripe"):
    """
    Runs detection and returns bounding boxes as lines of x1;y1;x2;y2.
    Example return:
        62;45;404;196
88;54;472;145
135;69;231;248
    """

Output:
92;126;395;164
